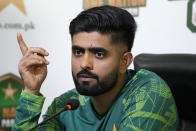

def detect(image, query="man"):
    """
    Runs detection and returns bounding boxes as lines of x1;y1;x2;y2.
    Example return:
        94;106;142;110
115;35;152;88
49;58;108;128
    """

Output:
13;5;179;131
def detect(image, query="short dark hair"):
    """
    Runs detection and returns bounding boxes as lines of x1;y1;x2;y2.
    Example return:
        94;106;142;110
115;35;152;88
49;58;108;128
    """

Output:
69;5;137;52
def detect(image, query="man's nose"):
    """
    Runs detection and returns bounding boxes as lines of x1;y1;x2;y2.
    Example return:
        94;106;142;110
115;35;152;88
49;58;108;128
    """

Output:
80;53;93;70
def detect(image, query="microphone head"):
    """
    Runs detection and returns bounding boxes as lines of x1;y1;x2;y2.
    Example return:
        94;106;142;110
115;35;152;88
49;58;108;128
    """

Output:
66;99;80;110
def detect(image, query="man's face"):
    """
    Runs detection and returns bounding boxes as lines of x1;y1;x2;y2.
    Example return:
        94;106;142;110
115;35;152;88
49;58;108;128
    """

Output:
71;32;122;96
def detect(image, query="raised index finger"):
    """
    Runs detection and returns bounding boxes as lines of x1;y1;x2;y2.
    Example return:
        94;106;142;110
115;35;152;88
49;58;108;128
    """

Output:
17;33;28;56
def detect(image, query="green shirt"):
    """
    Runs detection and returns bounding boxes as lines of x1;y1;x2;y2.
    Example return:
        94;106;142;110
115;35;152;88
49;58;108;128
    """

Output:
13;69;179;131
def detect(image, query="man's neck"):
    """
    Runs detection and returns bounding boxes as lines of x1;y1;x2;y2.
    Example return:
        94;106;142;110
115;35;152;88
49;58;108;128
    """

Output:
90;73;127;115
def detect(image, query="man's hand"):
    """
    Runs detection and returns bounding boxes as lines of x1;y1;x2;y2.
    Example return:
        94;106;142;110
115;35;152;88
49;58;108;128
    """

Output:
17;33;49;95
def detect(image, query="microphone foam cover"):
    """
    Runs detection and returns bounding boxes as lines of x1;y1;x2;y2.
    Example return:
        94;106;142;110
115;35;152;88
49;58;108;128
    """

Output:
67;99;80;110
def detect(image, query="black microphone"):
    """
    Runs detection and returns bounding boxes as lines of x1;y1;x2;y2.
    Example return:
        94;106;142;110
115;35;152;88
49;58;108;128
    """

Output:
29;99;79;131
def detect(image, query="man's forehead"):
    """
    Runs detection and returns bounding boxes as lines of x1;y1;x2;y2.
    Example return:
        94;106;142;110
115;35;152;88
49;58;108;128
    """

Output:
73;32;110;42
71;31;127;53
72;34;113;49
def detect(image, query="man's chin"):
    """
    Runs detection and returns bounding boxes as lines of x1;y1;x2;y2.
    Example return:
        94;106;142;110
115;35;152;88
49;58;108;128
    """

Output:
76;85;101;96
75;84;114;96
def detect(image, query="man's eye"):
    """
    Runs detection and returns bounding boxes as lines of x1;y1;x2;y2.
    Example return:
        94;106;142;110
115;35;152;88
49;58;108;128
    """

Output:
95;52;104;58
74;49;83;56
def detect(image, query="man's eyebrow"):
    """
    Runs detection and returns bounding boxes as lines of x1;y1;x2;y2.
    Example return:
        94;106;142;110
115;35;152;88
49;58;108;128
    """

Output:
72;45;108;53
88;47;108;53
72;45;85;51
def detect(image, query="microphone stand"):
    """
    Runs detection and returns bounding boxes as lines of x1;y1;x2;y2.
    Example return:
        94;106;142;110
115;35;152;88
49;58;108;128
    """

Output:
28;99;79;131
29;106;69;131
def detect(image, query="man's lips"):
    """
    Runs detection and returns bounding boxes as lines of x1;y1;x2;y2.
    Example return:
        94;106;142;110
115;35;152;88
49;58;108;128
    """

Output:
78;74;96;81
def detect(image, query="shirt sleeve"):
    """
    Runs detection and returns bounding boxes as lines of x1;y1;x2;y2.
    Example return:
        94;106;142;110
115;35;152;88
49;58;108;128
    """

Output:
12;90;63;131
119;74;179;131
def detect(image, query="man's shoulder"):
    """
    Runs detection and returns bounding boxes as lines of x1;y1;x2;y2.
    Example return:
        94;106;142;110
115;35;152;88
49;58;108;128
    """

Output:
119;69;179;130
127;69;166;86
125;69;172;99
131;69;162;80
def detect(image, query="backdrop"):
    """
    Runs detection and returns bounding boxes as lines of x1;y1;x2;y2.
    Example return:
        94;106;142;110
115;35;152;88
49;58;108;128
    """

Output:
0;0;196;127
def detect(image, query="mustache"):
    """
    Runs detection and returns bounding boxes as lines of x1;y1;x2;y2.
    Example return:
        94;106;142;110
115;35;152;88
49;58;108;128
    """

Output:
77;69;98;80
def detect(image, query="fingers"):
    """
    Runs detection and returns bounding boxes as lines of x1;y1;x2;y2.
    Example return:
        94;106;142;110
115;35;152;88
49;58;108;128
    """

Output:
30;54;49;65
17;33;28;56
17;33;50;68
26;47;49;57
19;54;49;69
22;58;45;68
17;33;49;57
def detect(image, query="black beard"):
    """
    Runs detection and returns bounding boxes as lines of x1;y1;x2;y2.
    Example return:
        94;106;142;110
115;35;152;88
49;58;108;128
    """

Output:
72;69;118;96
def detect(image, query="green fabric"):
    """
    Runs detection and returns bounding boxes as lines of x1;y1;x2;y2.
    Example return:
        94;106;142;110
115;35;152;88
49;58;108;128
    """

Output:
12;69;179;131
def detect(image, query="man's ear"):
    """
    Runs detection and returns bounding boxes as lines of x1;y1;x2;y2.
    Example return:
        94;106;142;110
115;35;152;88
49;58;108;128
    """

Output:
119;52;132;73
